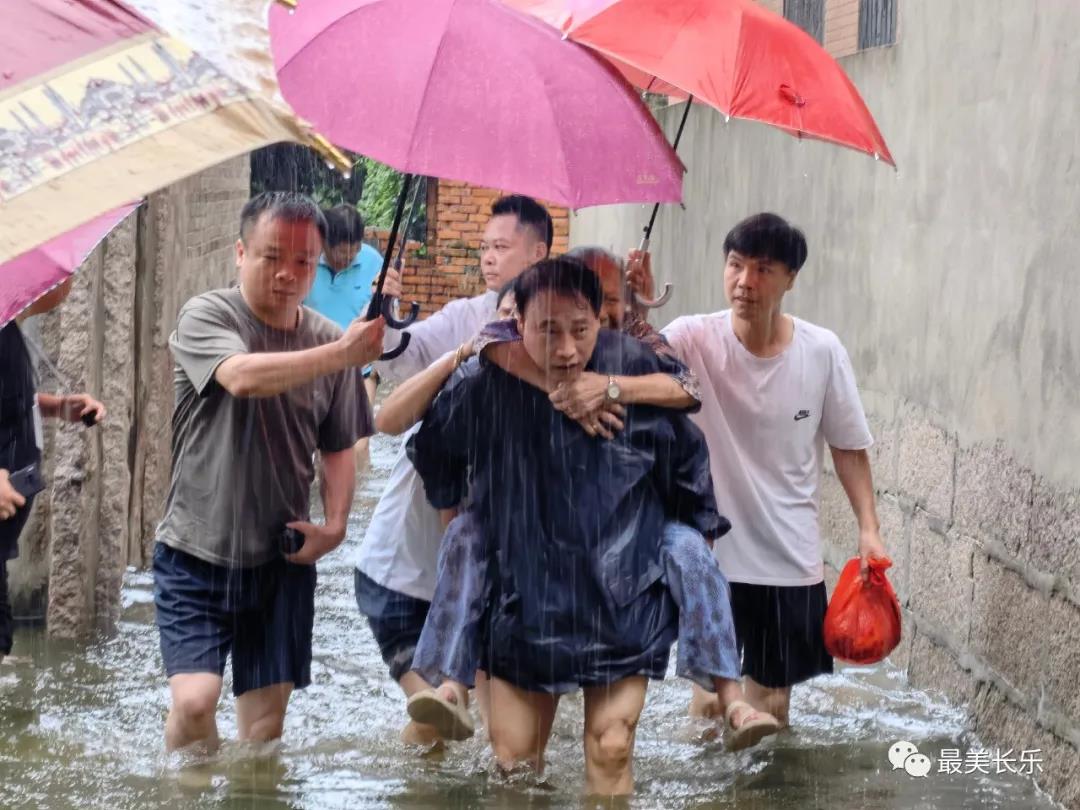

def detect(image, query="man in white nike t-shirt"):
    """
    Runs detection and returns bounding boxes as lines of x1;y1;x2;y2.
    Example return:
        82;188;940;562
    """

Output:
660;212;887;727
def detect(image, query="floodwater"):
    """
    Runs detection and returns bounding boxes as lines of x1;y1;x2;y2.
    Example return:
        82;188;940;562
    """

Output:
0;431;1059;809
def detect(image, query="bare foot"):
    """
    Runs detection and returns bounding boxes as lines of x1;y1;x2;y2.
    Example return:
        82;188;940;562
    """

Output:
723;700;781;752
406;684;474;741
400;720;445;753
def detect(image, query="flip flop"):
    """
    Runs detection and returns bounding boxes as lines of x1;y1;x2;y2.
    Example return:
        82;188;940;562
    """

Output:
406;688;475;741
723;700;781;752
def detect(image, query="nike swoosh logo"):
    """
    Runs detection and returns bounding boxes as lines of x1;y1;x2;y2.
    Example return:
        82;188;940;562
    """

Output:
794;410;810;421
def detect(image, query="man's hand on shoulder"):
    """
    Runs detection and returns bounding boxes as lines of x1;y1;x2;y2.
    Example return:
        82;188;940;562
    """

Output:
550;372;608;420
338;315;386;368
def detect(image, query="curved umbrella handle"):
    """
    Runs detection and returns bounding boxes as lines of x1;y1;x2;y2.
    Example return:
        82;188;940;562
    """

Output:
379;331;412;361
382;296;420;330
633;283;673;309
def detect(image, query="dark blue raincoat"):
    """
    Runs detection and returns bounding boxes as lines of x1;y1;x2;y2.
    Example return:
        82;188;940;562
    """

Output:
407;329;728;693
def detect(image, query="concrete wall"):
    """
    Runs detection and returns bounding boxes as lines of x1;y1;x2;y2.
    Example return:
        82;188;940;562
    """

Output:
572;1;1080;806
9;156;250;638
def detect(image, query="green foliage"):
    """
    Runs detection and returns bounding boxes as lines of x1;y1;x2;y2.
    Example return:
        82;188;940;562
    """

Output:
357;158;401;228
250;146;427;242
358;158;427;242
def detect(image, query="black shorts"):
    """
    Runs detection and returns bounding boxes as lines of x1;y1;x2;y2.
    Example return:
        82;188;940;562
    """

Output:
730;581;833;689
354;569;430;682
153;543;317;696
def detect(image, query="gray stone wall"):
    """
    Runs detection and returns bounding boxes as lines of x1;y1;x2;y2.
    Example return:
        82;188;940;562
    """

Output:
569;1;1080;805
9;156;250;638
818;396;1080;808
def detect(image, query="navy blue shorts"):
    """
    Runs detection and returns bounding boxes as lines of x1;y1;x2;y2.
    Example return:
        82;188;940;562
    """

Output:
354;569;430;682
153;543;317;697
729;581;833;689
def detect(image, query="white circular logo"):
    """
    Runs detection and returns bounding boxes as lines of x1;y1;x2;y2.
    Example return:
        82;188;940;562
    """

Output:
888;740;919;770
904;753;932;778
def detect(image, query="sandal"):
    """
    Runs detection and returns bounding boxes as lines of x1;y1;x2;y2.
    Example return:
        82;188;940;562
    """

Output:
406;687;475;741
723;700;781;752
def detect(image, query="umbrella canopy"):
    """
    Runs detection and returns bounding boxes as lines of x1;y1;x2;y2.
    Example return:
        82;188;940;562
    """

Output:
508;0;894;165
269;0;684;209
0;0;312;265
0;203;140;328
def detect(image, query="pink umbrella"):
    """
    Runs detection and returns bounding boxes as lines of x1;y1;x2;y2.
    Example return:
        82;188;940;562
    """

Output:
0;203;140;328
269;0;683;210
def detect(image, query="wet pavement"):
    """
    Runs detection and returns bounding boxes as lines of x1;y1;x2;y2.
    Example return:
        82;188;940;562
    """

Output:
0;431;1060;809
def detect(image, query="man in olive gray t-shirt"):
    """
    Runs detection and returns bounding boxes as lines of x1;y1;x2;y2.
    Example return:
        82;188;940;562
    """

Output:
157;286;368;567
153;192;385;755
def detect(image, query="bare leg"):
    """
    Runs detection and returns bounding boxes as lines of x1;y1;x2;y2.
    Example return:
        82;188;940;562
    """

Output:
743;677;791;729
236;681;293;742
689;683;722;720
399;670;445;746
475;670;492;730
487;676;559;775
166;673;223;753
353;437;371;477
582;677;648;797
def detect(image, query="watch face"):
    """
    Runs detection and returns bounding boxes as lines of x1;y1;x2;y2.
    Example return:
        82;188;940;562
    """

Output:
607;383;620;400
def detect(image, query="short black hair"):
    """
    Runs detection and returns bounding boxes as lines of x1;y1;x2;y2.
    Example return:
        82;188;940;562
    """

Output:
513;257;603;318
324;204;365;247
723;213;808;272
239;191;328;244
491;194;554;252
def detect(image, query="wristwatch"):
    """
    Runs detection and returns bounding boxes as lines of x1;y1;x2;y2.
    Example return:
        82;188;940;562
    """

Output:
605;375;621;403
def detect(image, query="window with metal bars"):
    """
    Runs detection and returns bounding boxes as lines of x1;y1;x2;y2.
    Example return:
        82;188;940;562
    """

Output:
784;0;825;44
858;0;897;48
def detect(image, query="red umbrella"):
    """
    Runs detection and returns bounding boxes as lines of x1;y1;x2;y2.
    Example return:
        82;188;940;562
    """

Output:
506;0;893;307
510;0;893;165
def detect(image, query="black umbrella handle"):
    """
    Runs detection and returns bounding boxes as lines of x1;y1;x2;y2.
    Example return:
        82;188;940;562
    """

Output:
366;173;422;360
379;330;412;361
383;296;420;329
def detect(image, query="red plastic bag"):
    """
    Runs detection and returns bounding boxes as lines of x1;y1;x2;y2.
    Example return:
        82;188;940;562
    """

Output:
823;556;902;665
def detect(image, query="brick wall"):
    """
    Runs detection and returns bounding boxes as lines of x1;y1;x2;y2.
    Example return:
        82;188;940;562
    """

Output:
378;179;569;319
760;0;885;59
824;0;860;57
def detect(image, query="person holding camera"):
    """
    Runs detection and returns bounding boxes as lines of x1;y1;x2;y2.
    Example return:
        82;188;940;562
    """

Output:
152;192;384;754
1;278;105;663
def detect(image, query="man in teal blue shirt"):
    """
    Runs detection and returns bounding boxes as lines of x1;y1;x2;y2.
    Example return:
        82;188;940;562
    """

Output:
304;205;384;472
305;205;384;332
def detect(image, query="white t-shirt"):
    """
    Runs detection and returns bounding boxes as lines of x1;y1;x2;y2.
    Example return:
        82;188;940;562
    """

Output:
358;290;498;601
662;310;872;586
355;424;447;601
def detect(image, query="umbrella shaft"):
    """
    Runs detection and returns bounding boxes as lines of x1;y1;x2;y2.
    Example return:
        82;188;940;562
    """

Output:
373;174;414;301
394;179;424;270
643;97;693;242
